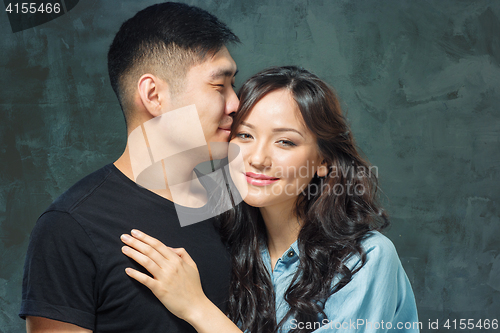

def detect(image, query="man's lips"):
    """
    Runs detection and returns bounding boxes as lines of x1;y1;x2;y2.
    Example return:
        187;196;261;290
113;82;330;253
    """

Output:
218;127;231;134
245;172;279;186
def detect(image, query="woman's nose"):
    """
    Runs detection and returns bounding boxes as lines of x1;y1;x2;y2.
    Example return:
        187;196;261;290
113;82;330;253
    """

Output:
247;144;272;169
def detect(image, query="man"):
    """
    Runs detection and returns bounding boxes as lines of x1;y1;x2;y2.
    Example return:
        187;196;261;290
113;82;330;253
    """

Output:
19;2;239;332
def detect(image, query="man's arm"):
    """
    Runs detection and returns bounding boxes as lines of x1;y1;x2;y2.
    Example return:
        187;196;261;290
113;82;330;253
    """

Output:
20;211;97;331
27;316;92;333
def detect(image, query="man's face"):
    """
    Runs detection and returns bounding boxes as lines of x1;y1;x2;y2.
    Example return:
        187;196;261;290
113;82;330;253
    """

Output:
169;46;239;158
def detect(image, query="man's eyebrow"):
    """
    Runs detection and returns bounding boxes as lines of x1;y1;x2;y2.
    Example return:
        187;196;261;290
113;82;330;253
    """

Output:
241;122;304;138
210;68;238;79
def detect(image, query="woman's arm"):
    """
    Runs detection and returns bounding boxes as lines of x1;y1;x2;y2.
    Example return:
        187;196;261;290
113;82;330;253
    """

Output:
312;232;419;333
120;230;243;333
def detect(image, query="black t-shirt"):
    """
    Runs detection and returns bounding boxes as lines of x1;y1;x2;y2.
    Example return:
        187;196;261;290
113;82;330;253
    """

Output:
19;164;231;332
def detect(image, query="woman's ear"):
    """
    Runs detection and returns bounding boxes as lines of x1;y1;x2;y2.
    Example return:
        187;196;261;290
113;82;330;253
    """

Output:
316;159;329;177
137;74;170;118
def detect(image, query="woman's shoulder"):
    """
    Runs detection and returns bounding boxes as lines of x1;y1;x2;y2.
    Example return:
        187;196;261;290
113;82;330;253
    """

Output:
345;231;401;271
361;231;398;255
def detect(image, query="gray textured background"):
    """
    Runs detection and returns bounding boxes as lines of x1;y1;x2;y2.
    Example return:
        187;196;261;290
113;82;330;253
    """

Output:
1;0;499;332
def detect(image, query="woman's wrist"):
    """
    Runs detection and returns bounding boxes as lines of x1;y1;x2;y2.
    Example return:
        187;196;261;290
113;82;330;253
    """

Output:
185;296;242;333
183;295;214;326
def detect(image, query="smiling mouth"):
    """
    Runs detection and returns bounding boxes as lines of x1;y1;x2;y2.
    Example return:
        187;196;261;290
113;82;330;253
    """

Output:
245;172;279;186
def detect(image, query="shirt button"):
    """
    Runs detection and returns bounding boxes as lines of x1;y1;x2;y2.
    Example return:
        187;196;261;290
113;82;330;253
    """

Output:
288;251;295;257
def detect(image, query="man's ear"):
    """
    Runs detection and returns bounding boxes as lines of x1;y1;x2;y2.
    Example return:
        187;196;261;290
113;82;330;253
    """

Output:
137;74;170;118
316;158;329;178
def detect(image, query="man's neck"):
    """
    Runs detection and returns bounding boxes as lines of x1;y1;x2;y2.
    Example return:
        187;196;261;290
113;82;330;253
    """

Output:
114;147;207;207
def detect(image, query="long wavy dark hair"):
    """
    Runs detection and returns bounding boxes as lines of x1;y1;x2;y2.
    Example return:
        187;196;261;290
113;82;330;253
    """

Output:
219;66;389;333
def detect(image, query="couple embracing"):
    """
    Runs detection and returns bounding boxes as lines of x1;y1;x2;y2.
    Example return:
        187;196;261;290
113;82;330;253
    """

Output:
20;2;419;333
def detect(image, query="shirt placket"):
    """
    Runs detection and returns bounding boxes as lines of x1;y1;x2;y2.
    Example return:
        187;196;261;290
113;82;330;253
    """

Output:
271;248;299;326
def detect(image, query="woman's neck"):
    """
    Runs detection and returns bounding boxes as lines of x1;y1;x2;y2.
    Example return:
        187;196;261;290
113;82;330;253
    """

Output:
259;201;301;270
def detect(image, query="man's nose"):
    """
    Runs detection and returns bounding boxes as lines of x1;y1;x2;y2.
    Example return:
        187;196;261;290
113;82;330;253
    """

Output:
225;87;239;116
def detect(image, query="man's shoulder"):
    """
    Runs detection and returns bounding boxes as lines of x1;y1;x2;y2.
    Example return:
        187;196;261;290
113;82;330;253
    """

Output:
46;164;116;214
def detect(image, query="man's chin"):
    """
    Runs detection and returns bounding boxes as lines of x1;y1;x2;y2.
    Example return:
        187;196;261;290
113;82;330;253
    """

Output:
208;147;229;161
216;128;232;139
205;140;229;160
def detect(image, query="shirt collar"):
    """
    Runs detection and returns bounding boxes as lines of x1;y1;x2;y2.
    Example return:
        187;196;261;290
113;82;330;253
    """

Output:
260;239;300;260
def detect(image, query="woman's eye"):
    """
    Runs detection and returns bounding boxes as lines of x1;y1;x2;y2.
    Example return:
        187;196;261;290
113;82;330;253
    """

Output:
236;133;252;140
277;140;296;147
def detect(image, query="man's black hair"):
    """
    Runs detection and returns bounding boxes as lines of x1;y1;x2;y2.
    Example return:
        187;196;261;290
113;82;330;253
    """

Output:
107;2;240;126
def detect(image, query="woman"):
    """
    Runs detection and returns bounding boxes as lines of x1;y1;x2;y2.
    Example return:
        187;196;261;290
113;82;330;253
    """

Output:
120;66;419;332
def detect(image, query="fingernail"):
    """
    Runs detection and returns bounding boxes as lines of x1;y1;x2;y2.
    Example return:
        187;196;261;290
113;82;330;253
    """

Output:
131;229;141;237
120;234;131;242
121;246;129;253
125;268;132;275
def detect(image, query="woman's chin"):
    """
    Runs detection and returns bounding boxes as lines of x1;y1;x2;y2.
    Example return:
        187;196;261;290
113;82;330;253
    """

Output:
242;196;268;208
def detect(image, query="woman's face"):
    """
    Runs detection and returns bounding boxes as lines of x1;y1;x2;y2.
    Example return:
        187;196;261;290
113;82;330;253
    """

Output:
229;89;327;209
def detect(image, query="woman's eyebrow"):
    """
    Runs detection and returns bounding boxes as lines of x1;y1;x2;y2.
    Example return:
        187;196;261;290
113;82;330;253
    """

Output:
240;122;304;138
240;121;254;128
273;128;304;138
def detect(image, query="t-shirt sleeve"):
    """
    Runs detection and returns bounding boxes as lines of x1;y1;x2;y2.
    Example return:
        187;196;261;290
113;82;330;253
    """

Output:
19;210;98;330
312;233;420;333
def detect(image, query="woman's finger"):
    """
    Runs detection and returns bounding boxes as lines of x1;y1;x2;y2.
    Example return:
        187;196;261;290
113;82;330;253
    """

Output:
121;234;206;323
125;267;159;291
129;229;179;261
121;233;175;268
122;245;163;277
169;247;197;270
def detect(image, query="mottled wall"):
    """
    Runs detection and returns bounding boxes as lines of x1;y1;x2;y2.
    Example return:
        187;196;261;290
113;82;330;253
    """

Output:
1;0;499;332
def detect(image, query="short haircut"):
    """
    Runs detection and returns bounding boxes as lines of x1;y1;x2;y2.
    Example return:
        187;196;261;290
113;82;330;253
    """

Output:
107;2;240;126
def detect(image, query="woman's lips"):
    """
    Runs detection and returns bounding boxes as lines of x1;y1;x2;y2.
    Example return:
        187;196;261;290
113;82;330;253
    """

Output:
245;172;279;186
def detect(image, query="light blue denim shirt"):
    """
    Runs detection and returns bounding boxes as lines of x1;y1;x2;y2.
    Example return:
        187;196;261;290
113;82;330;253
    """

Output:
260;231;420;332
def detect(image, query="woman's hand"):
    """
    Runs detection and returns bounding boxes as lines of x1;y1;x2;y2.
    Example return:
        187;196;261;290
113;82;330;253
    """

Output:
120;230;243;333
120;229;207;322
